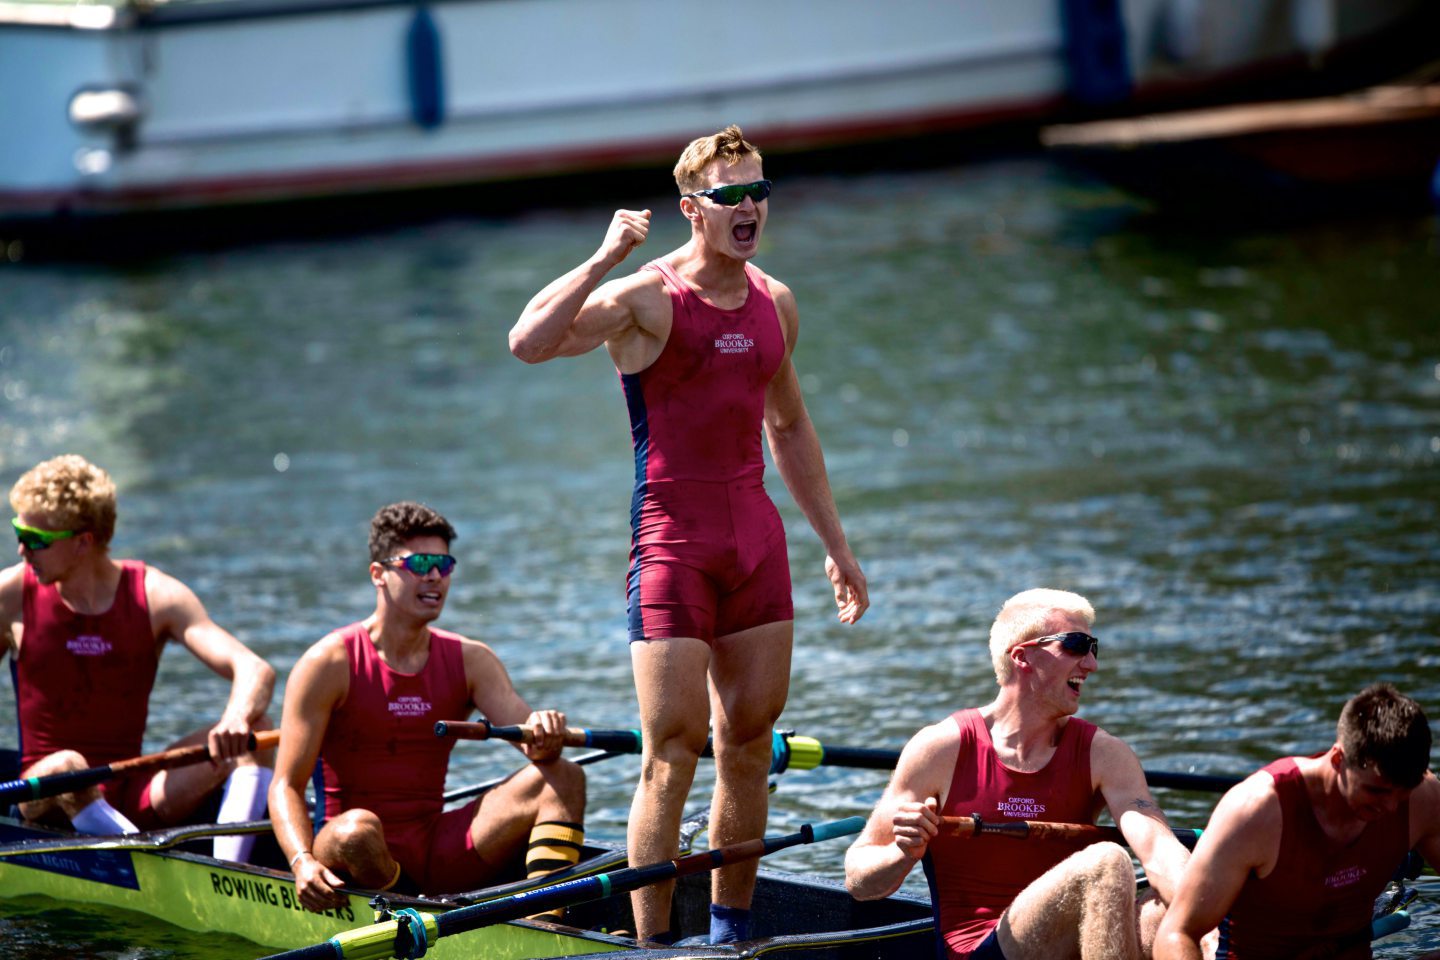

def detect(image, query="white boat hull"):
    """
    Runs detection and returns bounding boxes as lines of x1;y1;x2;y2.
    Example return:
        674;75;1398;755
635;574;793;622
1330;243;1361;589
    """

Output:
0;0;1426;218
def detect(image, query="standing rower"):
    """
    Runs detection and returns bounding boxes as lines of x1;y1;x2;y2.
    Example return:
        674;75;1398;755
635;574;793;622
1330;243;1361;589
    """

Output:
510;125;868;944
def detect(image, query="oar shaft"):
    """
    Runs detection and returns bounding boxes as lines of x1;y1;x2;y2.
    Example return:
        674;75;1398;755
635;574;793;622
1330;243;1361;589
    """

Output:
436;721;1240;792
259;817;866;960
431;818;863;941
0;730;278;806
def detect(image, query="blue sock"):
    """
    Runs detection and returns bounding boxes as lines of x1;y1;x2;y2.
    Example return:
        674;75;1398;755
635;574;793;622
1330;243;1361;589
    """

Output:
648;930;678;946
709;903;751;944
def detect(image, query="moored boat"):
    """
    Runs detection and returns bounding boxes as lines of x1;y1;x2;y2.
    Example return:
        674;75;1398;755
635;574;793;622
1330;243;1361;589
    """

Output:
1040;76;1440;216
0;0;1431;232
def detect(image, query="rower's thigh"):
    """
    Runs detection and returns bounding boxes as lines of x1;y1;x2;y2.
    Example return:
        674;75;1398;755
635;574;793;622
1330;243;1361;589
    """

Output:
630;637;713;753
996;841;1136;960
708;620;792;742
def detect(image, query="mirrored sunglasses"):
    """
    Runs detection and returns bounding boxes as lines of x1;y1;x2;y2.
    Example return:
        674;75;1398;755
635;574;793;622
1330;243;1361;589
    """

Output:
379;553;457;577
682;179;772;206
1020;631;1099;658
12;517;79;552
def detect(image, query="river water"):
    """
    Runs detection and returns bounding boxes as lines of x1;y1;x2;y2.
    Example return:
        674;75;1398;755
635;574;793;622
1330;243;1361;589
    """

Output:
1;156;1437;958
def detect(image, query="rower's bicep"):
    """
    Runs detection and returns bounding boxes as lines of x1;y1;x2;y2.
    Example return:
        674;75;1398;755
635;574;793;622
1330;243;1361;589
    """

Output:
274;643;345;781
862;730;952;842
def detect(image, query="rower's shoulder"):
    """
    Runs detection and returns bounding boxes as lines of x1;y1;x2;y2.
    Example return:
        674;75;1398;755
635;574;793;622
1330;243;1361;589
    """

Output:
1411;770;1440;819
600;262;668;305
0;560;22;602
445;631;508;671
302;630;349;662
0;562;21;646
1210;767;1284;841
896;715;964;779
1086;726;1145;777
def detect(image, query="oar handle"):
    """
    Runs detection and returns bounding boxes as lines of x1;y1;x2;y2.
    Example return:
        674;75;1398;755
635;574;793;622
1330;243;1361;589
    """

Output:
0;729;279;806
941;815;1123;843
940;815;1201;848
112;729;279;775
434;720;642;755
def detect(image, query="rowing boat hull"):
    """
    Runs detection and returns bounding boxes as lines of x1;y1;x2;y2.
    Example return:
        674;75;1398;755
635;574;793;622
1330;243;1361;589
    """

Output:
0;816;630;957
0;816;937;958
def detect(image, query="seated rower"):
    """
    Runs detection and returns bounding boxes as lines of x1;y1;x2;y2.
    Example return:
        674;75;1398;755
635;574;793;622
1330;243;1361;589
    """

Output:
0;455;276;860
1155;683;1440;960
269;501;586;911
846;588;1190;960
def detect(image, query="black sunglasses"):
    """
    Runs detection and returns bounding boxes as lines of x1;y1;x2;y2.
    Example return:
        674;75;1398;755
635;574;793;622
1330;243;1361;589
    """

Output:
379;553;457;577
1019;632;1099;658
682;179;772;206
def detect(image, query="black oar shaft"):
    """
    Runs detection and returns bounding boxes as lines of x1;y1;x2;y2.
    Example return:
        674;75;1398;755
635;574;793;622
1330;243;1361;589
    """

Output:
433;819;857;940
259;818;865;960
1145;770;1241;793
436;721;1241;792
434;719;642;755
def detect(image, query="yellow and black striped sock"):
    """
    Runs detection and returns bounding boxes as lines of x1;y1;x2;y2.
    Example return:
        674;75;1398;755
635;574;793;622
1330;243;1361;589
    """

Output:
525;820;584;920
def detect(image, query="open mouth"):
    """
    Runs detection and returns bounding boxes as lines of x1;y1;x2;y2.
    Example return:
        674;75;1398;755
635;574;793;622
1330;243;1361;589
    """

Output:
733;221;757;244
1067;678;1084;694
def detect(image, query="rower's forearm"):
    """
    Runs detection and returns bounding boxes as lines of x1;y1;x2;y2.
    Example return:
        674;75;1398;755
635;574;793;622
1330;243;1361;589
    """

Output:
229;656;277;724
844;845;915;900
770;420;849;556
269;787;315;864
1135;834;1190;905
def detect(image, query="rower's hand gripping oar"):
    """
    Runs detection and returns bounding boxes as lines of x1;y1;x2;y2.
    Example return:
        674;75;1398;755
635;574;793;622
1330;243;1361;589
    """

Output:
436;720;1241;792
941;814;1202;848
0;729;280;806
259;816;866;960
434;719;641;755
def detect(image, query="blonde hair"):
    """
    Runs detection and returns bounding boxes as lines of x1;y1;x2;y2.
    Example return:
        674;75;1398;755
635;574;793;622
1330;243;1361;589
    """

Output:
10;454;117;547
988;588;1095;685
673;124;762;194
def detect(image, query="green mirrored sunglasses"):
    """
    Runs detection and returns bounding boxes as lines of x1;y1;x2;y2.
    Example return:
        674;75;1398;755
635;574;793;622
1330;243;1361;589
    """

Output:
12;517;80;551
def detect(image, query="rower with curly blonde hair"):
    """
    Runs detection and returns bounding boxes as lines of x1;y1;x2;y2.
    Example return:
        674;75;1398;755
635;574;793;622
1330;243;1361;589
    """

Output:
2;454;275;860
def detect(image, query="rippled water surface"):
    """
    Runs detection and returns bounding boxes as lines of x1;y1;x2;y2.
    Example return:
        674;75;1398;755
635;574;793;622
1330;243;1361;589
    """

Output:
1;157;1438;957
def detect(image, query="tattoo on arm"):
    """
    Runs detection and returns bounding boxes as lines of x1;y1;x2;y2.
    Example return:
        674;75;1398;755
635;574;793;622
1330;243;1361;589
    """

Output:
1131;797;1169;821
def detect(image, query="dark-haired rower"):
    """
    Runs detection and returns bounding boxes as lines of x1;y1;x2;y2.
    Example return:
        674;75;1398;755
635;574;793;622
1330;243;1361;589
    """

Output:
1156;683;1440;960
269;501;585;910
